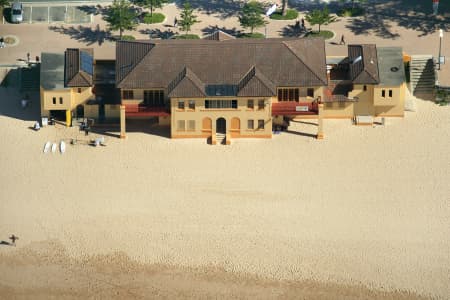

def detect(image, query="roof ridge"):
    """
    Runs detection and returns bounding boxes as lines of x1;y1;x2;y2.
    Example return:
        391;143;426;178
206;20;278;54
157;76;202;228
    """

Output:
282;40;327;85
168;67;205;96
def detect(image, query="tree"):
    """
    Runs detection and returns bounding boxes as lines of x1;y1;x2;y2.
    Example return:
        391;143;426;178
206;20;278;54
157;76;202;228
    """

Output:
179;1;199;35
305;6;337;33
239;1;267;34
340;0;366;10
103;0;138;39
133;0;168;17
281;0;288;16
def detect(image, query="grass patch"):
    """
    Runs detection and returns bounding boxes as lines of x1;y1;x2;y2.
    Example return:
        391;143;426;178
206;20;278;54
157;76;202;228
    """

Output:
238;32;265;39
269;9;298;20
305;30;334;40
173;34;200;39
143;12;165;24
113;35;136;41
338;7;364;17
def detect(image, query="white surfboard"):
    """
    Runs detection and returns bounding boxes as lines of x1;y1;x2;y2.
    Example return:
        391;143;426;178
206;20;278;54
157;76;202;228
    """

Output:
51;143;57;153
60;141;66;154
43;142;51;153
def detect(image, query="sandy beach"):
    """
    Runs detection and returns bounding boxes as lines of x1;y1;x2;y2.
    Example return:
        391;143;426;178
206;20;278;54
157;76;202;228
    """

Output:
0;85;449;299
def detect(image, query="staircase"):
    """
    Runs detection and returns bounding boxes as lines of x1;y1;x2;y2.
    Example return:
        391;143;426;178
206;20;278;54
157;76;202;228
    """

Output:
216;132;226;145
410;55;435;100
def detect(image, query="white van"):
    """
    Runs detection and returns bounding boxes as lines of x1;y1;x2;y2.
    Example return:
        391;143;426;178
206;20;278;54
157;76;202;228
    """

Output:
11;2;23;23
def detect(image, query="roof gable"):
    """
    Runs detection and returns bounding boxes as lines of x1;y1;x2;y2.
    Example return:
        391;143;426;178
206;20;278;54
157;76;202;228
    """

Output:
348;44;379;84
65;48;93;87
203;30;236;41
168;67;206;97
237;66;276;97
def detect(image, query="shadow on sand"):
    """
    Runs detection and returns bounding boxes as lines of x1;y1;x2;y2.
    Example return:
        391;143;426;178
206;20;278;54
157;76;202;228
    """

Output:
0;87;41;122
201;25;242;37
174;0;242;19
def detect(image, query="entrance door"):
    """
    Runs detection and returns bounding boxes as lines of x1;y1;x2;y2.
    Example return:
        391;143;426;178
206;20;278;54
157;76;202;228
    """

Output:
76;105;84;119
216;118;226;134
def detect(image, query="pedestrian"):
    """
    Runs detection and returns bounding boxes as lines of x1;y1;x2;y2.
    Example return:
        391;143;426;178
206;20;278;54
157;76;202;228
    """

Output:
9;234;19;246
173;17;178;28
339;34;346;45
301;18;305;28
0;36;5;48
294;20;300;29
27;52;30;63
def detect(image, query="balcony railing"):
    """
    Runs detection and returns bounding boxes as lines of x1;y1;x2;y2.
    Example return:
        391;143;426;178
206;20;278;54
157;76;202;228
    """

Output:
124;104;170;116
272;101;318;116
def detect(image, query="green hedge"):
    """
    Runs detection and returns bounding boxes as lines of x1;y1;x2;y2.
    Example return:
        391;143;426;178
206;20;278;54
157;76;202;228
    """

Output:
143;12;165;24
173;34;200;39
121;35;136;41
269;9;298;20
305;30;334;40
238;32;265;39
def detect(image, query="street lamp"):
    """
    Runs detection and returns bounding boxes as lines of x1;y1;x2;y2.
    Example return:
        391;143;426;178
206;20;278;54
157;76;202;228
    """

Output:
438;29;443;70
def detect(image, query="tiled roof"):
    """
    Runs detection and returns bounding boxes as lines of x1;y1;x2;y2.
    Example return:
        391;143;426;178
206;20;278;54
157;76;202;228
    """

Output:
376;47;405;86
348;44;379;84
237;66;276;97
168;67;206;97
116;38;328;95
65;48;94;87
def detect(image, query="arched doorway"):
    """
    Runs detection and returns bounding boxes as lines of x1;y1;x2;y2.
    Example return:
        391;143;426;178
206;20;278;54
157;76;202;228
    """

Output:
76;104;84;119
216;118;226;134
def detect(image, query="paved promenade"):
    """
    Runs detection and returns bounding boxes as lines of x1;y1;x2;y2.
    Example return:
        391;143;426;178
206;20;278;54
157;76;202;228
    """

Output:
0;0;448;85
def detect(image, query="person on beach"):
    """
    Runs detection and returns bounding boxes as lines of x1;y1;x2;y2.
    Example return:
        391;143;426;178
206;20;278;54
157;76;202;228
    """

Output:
174;17;178;28
340;34;346;45
9;234;19;246
301;18;305;29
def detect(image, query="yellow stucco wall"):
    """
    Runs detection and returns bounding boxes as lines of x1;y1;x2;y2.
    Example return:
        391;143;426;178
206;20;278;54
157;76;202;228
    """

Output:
41;89;71;111
322;101;354;118
71;87;94;108
105;104;120;118
373;83;405;117
171;97;272;138
349;84;375;116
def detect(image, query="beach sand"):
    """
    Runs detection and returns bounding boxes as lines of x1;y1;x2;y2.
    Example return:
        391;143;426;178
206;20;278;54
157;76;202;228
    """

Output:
0;86;449;299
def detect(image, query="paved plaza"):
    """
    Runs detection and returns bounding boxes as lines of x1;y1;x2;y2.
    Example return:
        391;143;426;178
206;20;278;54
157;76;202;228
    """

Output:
0;0;449;85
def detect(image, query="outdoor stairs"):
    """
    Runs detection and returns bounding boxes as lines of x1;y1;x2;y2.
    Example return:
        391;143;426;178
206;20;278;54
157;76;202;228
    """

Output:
410;55;436;101
216;133;226;145
20;64;40;92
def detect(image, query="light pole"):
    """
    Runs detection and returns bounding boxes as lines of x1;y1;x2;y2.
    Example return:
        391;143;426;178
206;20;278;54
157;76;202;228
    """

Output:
438;29;443;70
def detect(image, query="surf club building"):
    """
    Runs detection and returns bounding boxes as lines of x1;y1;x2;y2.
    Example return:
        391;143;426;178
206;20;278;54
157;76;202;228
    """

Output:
39;31;406;144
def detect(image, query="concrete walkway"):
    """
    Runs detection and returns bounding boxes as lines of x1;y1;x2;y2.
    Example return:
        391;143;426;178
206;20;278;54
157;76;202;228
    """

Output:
0;0;448;85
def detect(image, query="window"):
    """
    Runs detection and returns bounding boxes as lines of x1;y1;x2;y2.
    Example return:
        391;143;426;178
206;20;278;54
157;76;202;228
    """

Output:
277;88;299;101
177;120;185;131
382;90;386;98
258;100;265;110
144;90;164;106
187;120;195;131
188;100;195;110
123;90;133;99
247;120;254;129
258;119;265;129
204;100;237;109
247;99;254;109
389;90;393;97
307;88;314;98
178;100;185;109
363;85;367;91
59;97;63;104
52;97;56;104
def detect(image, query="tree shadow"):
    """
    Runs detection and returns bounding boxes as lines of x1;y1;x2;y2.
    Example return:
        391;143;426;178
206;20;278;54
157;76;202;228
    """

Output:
174;0;242;19
48;24;112;46
201;25;242;37
279;24;308;38
344;0;449;37
139;28;178;39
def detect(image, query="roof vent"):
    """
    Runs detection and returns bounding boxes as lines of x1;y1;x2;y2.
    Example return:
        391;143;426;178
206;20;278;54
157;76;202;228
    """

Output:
390;66;399;72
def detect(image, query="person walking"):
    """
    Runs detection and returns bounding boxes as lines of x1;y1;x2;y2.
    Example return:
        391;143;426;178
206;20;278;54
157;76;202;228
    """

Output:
173;17;178;28
9;234;19;246
339;34;346;45
301;18;305;29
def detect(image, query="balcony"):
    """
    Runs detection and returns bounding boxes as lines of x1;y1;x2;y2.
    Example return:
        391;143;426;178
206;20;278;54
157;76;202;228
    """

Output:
271;101;318;116
124;104;170;117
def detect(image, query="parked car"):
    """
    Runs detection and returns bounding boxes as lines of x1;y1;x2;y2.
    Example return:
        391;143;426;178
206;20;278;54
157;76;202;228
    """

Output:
11;2;23;23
